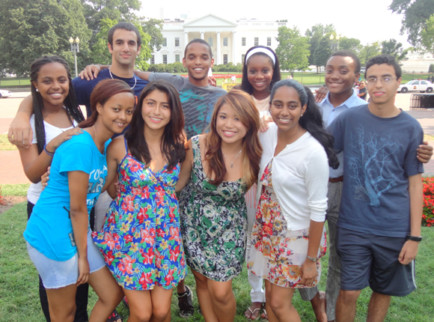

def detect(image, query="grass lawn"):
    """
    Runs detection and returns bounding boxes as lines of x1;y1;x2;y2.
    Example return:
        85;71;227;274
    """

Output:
0;193;433;321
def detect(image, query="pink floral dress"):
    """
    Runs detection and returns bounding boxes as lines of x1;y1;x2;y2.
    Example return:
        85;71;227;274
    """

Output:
92;148;186;290
247;162;327;288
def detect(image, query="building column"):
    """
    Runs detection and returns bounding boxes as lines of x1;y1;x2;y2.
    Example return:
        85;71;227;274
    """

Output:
200;32;204;39
216;32;221;65
232;31;237;64
184;32;189;48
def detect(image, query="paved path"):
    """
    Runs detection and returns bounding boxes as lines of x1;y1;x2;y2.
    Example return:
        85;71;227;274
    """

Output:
1;93;434;184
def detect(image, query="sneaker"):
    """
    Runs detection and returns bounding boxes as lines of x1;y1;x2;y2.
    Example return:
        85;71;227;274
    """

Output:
178;285;194;318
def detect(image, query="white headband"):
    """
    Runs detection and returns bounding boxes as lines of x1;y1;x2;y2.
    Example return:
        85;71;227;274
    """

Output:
245;47;276;65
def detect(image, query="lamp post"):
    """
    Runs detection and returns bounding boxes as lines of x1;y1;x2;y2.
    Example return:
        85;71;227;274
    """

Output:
69;37;80;77
329;34;340;51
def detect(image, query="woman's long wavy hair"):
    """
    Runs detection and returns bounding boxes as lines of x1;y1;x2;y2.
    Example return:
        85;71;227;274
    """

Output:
270;79;339;169
30;56;84;154
125;81;186;170
78;79;133;129
240;45;281;95
206;89;262;188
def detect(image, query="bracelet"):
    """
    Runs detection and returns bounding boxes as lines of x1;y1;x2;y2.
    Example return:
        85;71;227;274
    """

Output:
306;255;317;262
44;144;54;157
406;235;422;242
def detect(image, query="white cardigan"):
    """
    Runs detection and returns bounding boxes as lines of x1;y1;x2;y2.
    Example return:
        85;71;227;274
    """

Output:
258;123;329;230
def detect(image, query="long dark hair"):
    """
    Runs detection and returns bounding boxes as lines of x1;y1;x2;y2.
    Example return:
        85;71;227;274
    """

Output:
240;46;281;95
78;79;133;128
270;79;339;169
30;56;84;154
125;81;186;170
206;89;262;188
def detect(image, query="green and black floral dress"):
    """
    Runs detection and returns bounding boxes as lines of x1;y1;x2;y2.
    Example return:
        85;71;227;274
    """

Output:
179;136;247;282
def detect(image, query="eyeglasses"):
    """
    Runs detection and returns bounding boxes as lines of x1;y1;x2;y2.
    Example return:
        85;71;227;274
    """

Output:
366;76;396;84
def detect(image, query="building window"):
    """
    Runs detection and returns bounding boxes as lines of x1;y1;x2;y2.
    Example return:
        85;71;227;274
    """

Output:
151;55;155;64
175;37;180;47
223;54;228;64
208;37;213;46
267;37;271;46
175;54;180;62
223;37;228;46
163;54;167;64
242;37;246;46
254;37;259;46
163;38;167;46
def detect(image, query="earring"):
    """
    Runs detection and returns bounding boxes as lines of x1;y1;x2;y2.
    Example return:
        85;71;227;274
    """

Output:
35;88;39;92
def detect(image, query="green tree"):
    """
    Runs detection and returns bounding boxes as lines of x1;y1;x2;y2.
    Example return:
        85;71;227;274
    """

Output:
276;26;310;72
339;37;362;53
381;39;409;61
305;24;335;72
141;18;164;51
421;14;434;53
0;0;90;76
389;0;434;47
359;42;381;66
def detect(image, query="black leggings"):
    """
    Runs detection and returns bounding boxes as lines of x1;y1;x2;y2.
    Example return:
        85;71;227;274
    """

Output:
27;202;89;322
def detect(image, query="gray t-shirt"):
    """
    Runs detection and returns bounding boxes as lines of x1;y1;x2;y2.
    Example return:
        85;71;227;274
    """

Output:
328;105;423;237
149;73;226;139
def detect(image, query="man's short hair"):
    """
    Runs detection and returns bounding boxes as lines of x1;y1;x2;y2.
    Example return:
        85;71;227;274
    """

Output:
184;39;213;58
365;55;402;79
108;22;141;47
330;50;361;74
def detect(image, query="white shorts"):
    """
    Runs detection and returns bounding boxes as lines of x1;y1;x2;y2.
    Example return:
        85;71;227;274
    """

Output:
26;230;105;289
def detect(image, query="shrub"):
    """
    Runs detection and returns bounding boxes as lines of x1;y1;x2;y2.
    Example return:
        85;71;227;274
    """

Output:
422;177;434;227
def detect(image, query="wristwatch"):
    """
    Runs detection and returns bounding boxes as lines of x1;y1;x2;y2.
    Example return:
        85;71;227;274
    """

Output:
406;235;422;242
306;255;318;262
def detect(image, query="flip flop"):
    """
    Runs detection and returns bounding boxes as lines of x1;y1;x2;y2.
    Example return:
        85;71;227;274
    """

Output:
244;302;263;320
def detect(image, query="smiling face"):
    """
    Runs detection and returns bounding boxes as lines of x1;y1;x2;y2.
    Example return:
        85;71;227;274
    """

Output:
325;55;359;99
216;103;248;145
33;62;69;109
97;92;135;134
141;89;171;132
270;85;306;133
183;42;214;86
108;29;141;68
366;64;401;106
247;54;274;98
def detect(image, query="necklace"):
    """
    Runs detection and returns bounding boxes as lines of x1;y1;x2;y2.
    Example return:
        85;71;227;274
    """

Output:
109;67;137;90
227;149;242;168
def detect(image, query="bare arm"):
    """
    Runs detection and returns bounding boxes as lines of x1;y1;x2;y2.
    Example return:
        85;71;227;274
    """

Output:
18;128;83;183
300;220;324;286
175;140;193;192
417;141;433;163
68;170;91;285
102;137;124;198
399;173;423;265
8;95;34;148
134;70;151;81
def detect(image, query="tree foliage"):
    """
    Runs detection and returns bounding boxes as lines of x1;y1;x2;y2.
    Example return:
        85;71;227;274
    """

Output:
389;0;434;47
0;0;90;76
421;14;434;53
359;42;382;66
305;24;335;71
276;26;310;72
141;18;165;51
338;37;362;53
381;39;408;61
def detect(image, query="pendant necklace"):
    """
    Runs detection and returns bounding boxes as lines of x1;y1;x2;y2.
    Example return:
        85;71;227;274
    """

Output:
228;149;242;168
109;67;137;90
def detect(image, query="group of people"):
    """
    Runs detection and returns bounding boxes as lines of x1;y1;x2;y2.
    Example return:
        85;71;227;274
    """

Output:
8;21;431;322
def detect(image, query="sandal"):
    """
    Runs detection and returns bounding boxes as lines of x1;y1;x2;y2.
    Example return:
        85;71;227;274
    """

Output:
244;302;263;320
107;309;122;322
261;307;269;321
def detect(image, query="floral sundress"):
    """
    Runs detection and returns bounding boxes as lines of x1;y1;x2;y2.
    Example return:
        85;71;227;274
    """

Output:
92;144;186;290
179;136;247;282
247;161;327;288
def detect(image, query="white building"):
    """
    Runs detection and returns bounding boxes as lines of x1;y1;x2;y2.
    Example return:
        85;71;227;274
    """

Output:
400;52;434;73
151;15;286;65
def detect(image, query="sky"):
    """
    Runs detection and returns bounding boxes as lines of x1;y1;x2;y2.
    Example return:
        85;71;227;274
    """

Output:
139;0;410;47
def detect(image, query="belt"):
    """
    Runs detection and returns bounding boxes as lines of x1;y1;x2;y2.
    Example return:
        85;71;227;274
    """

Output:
329;176;344;183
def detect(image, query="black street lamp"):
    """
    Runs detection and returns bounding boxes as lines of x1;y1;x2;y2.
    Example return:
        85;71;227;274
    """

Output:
69;37;80;77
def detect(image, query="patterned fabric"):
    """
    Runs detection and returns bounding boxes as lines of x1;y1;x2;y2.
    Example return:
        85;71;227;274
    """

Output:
92;151;186;290
179;136;247;281
247;162;327;288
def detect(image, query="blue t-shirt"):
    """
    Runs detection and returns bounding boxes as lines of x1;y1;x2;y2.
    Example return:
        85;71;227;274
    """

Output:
73;69;148;117
24;131;108;261
148;73;226;139
328;105;424;237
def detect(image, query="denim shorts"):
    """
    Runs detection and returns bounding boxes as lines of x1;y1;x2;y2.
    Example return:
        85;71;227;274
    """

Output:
27;230;105;289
